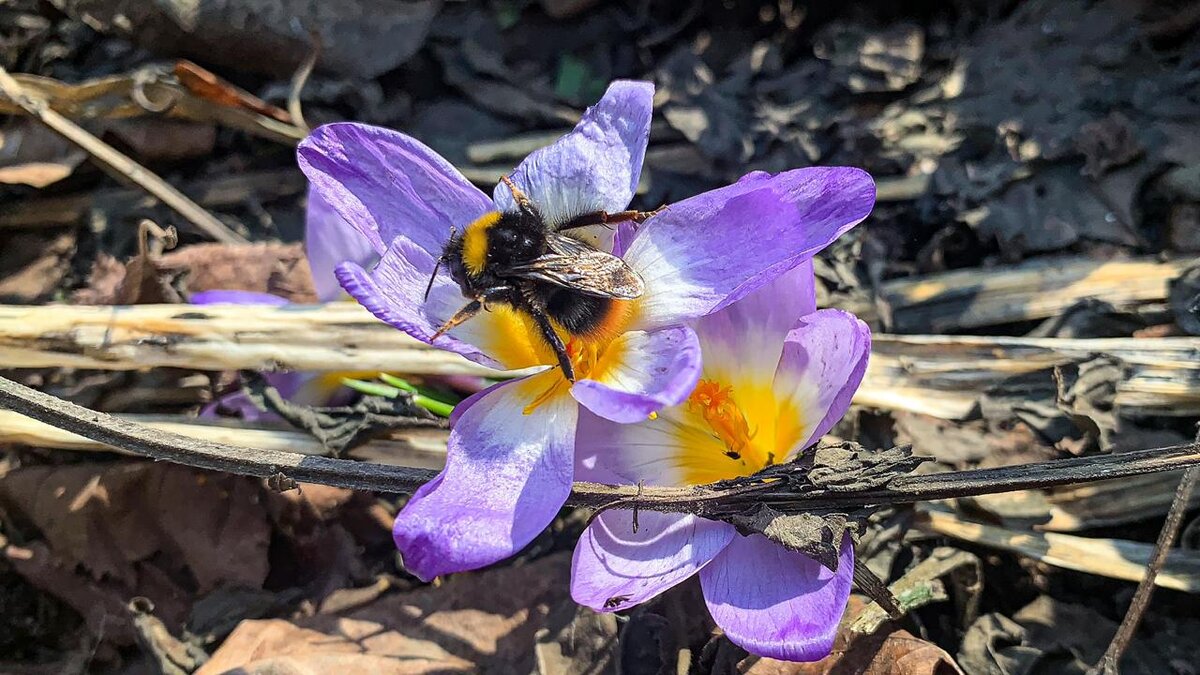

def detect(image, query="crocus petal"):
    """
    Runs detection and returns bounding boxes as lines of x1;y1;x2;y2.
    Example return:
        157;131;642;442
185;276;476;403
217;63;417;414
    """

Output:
695;260;816;387
493;80;653;230
624;168;874;332
700;533;855;662
298;122;493;257
335;237;548;370
571;325;701;423
304;186;379;302
189;290;290;305
573;407;707;487
572;510;735;612
773;309;871;459
393;371;578;581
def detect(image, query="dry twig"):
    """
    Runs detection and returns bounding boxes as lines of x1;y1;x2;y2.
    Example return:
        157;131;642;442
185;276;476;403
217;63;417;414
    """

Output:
1089;467;1200;673
2;376;1200;514
917;506;1200;592
0;65;247;244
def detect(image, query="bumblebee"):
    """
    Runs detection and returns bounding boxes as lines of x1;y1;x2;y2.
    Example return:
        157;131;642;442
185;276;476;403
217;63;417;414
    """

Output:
428;177;657;382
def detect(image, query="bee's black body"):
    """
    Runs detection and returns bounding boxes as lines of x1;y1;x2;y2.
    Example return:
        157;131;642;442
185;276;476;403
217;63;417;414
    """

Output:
429;178;650;381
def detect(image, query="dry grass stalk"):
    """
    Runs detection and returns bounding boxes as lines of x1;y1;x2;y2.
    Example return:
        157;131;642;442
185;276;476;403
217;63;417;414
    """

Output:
858;333;1200;419
0;302;510;376
0;410;448;469
917;507;1200;592
3;303;1197;419
848;255;1198;331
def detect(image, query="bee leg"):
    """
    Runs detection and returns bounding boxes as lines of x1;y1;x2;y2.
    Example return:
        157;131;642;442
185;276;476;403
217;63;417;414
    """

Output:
557;205;667;232
521;300;575;382
500;175;538;216
430;299;482;340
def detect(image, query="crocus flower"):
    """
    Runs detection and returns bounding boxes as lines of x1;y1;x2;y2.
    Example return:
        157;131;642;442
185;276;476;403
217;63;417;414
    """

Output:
296;79;876;581
195;188;378;417
570;264;871;662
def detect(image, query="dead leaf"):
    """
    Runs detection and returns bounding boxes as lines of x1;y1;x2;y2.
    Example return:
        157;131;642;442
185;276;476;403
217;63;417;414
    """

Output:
0;231;75;302
747;631;961;675
72;242;317;305
103;118;218;162
117;220;183;304
534;600;618;675
0;462;271;594
174;60;293;124
264;482;373;598
199;552;574;674
4;539;143;645
166;242;317;302
0;120;87;187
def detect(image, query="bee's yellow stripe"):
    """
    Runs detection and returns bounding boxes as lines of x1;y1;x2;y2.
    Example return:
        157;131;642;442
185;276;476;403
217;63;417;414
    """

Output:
462;211;501;276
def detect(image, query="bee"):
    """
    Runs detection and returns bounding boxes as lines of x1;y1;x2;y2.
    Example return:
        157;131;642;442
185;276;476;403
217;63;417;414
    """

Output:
603;594;632;609
427;177;656;382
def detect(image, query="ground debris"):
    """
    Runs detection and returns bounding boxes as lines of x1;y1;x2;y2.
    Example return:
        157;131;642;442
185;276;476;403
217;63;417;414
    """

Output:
198;552;573;674
241;373;443;456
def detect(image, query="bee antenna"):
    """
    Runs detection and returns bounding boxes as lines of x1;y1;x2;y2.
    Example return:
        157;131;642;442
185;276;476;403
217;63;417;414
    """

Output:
424;257;443;302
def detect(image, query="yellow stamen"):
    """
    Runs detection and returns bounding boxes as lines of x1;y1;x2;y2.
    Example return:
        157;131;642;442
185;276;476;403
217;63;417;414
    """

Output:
686;379;758;460
522;335;606;415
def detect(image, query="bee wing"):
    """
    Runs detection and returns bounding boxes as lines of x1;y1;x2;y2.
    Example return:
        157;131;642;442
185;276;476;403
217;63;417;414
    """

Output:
507;243;645;299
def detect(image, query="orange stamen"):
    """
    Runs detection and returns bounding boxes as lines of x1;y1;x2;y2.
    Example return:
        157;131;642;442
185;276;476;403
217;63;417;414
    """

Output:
686;379;758;459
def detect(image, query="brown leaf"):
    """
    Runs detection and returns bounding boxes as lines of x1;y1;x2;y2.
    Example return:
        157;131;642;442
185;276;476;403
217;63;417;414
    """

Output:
0;462;271;594
4;540;142;645
199;553;574;674
0;120;87;187
173;61;293;124
165;241;317;302
72;241;318;305
0;231;75;302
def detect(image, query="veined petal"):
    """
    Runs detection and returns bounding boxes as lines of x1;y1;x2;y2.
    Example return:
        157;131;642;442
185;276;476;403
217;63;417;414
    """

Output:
571;325;701;423
335;237;549;370
773;309;871;459
393;372;578;581
493;81;653;231
298;123;493;257
574;407;711;487
189;289;290;305
700;533;855;662
305;186;379;302
695;260;816;387
624;168;874;332
571;510;735;612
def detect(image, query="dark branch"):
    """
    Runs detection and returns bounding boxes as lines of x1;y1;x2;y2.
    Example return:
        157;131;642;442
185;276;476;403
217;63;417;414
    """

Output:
1090;466;1200;675
2;376;1199;512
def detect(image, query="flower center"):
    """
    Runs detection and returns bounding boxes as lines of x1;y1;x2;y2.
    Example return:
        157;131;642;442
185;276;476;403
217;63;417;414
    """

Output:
522;336;607;414
668;377;790;486
686;380;758;461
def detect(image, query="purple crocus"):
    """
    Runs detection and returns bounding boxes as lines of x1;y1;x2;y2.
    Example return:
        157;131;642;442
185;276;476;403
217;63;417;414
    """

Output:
570;264;871;662
296;80;876;581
